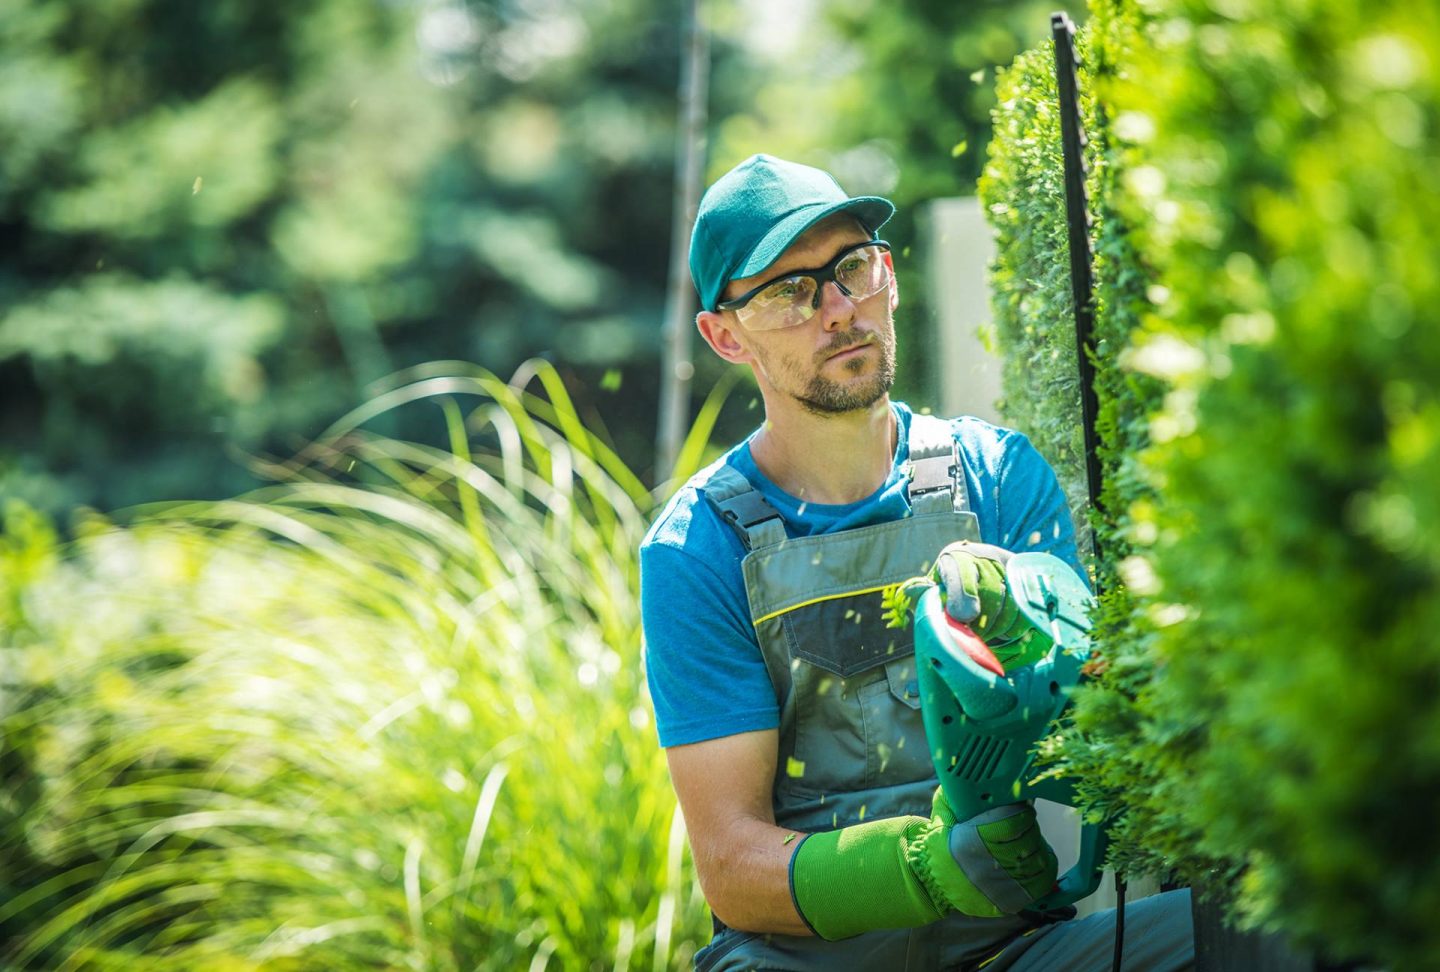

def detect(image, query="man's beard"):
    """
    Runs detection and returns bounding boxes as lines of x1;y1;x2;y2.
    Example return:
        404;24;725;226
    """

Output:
773;328;897;415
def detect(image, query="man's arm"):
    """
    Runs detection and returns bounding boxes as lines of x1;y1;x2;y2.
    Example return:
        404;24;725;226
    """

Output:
664;728;812;936
669;727;1059;941
642;507;805;932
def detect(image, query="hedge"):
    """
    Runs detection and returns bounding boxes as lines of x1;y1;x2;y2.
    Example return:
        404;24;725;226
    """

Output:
981;0;1440;966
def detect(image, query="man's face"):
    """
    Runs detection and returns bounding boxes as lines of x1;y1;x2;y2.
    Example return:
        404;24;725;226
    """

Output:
717;217;898;417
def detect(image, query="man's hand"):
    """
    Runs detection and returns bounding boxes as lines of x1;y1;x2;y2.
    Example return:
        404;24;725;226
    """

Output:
924;790;1057;917
932;541;1049;670
789;789;1057;940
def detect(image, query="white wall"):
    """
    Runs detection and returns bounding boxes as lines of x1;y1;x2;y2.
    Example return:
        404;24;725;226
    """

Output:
922;196;1004;425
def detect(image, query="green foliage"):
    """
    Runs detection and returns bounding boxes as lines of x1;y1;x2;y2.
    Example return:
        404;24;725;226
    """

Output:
0;362;720;969
881;576;933;630
1;274;283;424
1110;0;1440;964
978;39;1093;537
980;0;1188;881
984;0;1440;965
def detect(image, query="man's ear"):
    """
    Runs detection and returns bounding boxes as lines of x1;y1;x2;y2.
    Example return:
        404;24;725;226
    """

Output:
696;310;753;365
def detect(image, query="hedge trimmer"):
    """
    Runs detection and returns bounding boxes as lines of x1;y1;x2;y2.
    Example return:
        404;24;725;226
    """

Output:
887;545;1106;912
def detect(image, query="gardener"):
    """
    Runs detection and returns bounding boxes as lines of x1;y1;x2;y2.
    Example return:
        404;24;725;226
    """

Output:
641;154;1193;971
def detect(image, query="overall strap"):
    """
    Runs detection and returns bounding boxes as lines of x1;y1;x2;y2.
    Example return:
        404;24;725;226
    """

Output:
907;413;972;516
707;412;973;547
705;465;787;551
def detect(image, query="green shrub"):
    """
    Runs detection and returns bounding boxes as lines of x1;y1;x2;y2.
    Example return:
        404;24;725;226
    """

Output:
979;36;1093;531
0;362;726;969
1111;0;1440;964
984;0;1440;965
980;0;1192;885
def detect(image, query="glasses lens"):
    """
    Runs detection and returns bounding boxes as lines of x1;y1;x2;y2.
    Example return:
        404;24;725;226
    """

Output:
835;245;889;300
735;276;818;331
728;242;890;331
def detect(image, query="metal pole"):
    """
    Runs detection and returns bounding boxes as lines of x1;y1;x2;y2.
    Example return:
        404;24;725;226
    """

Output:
1051;12;1105;574
655;0;708;485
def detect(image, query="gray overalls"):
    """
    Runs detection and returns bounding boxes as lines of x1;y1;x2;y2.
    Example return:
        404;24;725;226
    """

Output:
692;414;1038;972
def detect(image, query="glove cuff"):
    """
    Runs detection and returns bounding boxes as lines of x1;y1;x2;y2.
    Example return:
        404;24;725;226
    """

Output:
789;816;944;940
787;835;824;938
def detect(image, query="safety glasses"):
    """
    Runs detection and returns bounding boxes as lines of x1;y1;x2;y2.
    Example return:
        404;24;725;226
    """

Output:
717;240;892;331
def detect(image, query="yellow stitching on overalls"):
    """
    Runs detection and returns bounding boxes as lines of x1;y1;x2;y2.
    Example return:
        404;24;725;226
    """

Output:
751;583;896;627
975;927;1040;970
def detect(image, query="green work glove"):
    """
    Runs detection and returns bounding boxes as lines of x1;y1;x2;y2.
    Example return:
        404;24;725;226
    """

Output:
789;789;1058;941
932;541;1050;671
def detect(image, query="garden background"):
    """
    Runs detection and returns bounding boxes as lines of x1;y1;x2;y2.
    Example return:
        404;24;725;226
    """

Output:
4;0;1438;969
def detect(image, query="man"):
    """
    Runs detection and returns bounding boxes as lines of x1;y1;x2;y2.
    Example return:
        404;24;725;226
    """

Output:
641;154;1193;970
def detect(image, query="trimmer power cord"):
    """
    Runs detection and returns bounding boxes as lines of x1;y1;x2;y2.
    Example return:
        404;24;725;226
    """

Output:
1112;874;1127;972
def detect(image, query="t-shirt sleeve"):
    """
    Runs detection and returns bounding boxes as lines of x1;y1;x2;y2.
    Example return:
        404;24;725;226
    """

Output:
640;538;780;748
995;431;1087;584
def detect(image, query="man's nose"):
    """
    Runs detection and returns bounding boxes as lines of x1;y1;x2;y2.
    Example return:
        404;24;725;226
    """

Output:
816;280;857;330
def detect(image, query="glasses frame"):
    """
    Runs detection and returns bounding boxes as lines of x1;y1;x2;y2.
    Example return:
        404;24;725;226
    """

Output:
716;239;892;327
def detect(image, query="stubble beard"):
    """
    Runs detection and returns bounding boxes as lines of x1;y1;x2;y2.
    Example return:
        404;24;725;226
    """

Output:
763;327;897;416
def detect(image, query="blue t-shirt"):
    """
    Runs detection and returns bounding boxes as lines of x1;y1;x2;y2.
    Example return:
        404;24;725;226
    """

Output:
640;402;1082;748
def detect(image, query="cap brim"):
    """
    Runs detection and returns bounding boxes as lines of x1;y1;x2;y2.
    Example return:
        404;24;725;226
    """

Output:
733;196;895;284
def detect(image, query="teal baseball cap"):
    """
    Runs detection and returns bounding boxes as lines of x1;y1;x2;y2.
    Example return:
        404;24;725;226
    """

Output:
689;154;895;312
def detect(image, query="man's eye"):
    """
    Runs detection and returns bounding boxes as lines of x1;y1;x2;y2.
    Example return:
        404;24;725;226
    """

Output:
759;280;804;303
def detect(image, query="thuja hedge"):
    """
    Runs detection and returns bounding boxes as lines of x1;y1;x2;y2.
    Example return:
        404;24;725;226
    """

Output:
981;0;1440;966
980;0;1185;880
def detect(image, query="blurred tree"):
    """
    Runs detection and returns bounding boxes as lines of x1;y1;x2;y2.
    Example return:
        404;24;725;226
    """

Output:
0;0;761;511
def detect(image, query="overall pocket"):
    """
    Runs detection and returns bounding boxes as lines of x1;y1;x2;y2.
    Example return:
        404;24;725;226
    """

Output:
859;655;933;787
778;590;932;795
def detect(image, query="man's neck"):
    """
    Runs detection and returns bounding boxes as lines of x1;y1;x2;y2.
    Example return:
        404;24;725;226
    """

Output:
750;398;897;506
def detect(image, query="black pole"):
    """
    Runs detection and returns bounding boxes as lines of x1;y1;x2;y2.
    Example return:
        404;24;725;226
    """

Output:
1051;12;1105;577
1053;18;1122;971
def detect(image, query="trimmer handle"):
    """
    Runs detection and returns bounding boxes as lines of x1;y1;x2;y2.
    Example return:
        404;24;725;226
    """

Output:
1032;815;1109;911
